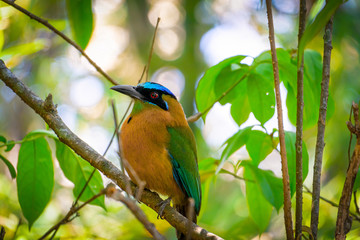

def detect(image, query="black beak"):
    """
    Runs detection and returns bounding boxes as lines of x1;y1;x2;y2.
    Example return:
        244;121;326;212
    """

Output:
111;85;143;100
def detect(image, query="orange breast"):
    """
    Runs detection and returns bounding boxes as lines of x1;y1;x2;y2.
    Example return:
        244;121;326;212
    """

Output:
119;102;186;202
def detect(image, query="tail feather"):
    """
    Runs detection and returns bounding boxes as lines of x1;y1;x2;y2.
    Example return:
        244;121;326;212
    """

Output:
175;200;197;240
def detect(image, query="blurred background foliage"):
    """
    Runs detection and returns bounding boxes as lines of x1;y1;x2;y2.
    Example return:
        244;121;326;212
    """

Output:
0;0;360;239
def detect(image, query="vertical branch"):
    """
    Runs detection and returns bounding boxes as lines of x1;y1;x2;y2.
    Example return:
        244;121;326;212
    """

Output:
335;102;360;240
311;16;334;239
265;1;294;239
295;0;307;238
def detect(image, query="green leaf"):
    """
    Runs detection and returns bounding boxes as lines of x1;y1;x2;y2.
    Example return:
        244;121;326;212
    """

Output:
285;50;324;129
55;140;105;209
253;49;297;92
229;79;251;126
4;140;15;152
215;64;249;105
246;130;274;166
0;30;4;51
244;163;283;211
298;0;344;68
244;166;272;233
66;0;94;49
17;136;54;228
0;40;47;61
21;129;58;141
196;55;247;120
0;154;16;178
0;135;15;152
247;73;275;125
284;131;309;196
217;126;253;173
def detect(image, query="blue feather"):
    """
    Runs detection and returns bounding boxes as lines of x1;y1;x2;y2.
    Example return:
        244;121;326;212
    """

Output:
139;82;175;98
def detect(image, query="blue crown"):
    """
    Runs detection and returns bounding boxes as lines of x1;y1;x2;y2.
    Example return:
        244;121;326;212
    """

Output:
139;82;176;98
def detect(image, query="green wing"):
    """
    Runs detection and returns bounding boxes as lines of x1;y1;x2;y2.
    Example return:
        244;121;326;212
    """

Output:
167;126;201;214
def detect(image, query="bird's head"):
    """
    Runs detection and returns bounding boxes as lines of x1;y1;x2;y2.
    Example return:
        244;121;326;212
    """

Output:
111;82;177;111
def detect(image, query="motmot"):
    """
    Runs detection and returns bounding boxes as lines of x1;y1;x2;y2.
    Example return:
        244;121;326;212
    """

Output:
111;82;201;236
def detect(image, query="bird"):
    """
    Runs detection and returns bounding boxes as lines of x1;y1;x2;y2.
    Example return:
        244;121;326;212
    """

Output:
111;82;201;239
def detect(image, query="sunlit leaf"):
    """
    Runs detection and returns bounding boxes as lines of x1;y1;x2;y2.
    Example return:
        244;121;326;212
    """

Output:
284;131;309;196
17;135;54;228
298;0;345;68
215;64;249;105
0;154;16;178
198;157;217;178
218;126;253;173
0;135;6;143
244;163;283;211
20;129;57;141
0;40;47;61
245;130;274;166
247;73;275;125
285;50;325;129
253;49;297;91
55;140;105;209
0;30;4;52
244;166;272;233
229;79;251;126
0;135;13;152
196;55;247;120
66;0;94;49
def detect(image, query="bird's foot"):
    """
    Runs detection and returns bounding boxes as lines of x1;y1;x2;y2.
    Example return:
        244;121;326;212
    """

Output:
156;197;172;219
132;186;141;203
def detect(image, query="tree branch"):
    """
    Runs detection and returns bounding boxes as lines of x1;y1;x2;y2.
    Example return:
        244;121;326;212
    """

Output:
1;0;119;86
311;15;334;240
295;0;307;238
265;1;293;239
0;60;222;240
335;102;360;240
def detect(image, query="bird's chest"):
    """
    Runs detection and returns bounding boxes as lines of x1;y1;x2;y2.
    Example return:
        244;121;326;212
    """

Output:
119;114;181;196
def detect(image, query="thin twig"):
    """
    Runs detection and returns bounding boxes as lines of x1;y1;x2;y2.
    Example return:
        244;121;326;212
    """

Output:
219;168;254;182
265;1;293;239
111;100;125;174
1;0;118;86
304;186;360;222
106;184;166;240
39;187;108;240
295;0;307;238
311;15;334;240
145;18;161;82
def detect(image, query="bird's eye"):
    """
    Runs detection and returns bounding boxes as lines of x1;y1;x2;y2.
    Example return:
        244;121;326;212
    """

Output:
150;92;159;99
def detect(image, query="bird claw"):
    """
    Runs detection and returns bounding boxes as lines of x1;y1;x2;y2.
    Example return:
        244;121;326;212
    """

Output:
156;197;171;219
132;187;141;203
